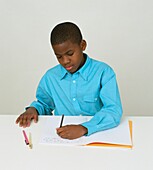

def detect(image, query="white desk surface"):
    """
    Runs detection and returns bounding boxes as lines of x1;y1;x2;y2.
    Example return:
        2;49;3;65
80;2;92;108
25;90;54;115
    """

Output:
0;115;153;170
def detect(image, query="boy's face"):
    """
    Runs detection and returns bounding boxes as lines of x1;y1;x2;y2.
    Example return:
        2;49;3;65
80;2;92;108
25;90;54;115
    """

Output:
52;40;86;74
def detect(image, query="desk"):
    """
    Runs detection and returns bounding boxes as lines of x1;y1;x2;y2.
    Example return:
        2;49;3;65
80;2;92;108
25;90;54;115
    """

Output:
0;115;153;170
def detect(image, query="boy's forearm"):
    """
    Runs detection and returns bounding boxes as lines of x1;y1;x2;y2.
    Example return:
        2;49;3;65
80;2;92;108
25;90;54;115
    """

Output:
81;109;122;136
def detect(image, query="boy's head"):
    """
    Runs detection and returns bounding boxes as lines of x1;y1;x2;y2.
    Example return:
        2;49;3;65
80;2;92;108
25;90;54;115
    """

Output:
50;22;87;74
50;22;82;45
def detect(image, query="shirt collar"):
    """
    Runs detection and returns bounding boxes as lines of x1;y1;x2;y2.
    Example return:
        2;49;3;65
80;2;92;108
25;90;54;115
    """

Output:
60;53;91;81
60;65;68;80
77;54;91;81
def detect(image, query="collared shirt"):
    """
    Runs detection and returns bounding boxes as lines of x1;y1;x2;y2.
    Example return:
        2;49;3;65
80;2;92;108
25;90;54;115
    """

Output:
30;54;123;135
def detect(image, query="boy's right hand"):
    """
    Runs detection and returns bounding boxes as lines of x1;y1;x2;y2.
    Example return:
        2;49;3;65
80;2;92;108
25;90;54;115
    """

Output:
15;107;38;128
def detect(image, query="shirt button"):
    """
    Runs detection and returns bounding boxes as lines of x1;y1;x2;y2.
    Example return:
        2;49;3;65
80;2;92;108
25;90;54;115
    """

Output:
73;80;76;83
73;98;76;101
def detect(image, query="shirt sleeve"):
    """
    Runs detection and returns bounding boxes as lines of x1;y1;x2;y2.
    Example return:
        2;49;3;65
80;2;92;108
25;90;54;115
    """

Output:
81;66;123;136
28;75;55;115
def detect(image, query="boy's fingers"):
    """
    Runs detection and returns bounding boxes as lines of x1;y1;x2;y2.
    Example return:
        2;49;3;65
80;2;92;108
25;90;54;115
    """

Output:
20;117;27;127
56;127;66;136
23;115;35;127
56;127;62;133
16;114;23;124
56;126;67;132
33;114;38;123
16;110;38;127
26;118;32;127
16;117;20;124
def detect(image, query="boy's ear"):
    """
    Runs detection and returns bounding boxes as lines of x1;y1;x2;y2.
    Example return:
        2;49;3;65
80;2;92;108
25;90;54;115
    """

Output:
80;40;87;51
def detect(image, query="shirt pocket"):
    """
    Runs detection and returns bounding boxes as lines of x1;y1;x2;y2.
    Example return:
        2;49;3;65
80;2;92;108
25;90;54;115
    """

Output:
83;95;98;103
82;95;101;114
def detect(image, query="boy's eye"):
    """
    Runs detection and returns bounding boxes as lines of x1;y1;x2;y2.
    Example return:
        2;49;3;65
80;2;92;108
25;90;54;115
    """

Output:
56;55;62;59
67;52;74;56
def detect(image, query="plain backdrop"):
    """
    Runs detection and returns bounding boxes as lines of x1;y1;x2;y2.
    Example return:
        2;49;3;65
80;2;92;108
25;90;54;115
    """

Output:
0;0;153;116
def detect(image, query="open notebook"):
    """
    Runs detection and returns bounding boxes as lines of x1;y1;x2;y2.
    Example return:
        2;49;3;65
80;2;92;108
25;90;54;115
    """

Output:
39;116;133;148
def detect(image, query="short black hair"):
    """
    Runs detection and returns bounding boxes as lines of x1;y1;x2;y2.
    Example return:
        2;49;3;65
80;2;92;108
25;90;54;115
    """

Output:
50;22;83;45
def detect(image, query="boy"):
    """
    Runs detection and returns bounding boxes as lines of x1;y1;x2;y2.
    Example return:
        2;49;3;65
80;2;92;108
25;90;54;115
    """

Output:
16;22;123;140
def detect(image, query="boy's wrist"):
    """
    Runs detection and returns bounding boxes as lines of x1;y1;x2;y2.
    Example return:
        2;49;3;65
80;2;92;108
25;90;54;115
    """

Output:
80;125;88;136
27;107;39;115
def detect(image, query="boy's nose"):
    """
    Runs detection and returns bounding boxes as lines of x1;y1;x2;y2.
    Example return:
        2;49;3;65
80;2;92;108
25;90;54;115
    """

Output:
63;56;70;65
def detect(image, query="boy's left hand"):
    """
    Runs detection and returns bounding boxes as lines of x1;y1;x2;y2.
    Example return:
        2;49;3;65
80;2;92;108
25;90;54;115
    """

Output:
56;125;88;140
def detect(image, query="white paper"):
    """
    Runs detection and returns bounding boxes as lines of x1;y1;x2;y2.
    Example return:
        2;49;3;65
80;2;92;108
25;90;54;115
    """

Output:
39;116;132;146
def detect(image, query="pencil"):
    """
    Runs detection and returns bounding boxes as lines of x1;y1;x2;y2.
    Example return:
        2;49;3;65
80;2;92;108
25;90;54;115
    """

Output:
29;132;32;149
22;130;29;145
60;114;64;128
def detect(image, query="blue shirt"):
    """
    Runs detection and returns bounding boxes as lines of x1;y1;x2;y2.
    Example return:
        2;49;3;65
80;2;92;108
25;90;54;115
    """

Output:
30;54;123;136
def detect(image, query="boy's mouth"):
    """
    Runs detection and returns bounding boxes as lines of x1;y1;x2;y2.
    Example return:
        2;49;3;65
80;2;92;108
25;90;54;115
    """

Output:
65;66;73;71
